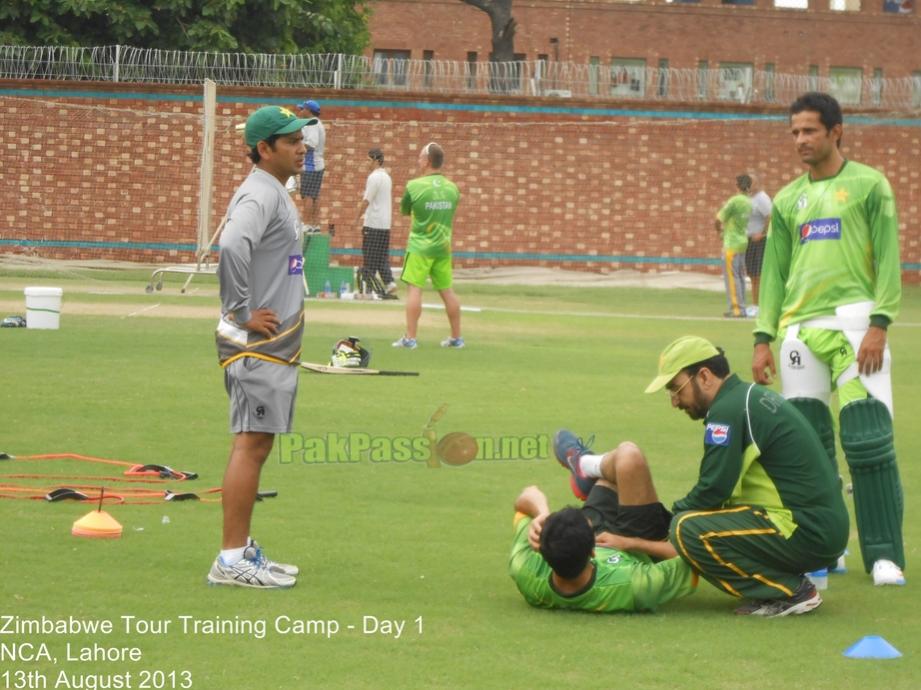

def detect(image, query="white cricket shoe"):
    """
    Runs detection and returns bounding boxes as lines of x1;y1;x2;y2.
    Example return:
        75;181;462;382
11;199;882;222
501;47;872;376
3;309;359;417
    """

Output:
248;538;299;577
872;559;905;586
207;547;296;589
392;336;418;349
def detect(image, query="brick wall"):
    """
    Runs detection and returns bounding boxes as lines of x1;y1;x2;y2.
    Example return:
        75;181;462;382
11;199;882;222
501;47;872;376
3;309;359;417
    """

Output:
1;80;918;281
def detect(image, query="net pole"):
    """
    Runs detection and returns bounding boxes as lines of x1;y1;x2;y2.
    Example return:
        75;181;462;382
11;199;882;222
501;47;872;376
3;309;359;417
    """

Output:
196;79;217;266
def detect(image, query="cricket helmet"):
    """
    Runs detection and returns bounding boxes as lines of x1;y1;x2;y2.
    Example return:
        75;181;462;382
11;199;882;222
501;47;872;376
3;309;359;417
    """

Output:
329;336;370;368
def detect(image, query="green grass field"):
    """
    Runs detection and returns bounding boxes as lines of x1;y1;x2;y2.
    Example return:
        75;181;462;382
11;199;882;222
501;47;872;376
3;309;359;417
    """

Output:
1;267;918;689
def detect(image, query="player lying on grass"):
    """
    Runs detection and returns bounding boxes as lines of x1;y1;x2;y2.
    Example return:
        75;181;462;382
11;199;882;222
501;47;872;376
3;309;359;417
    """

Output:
509;443;698;613
556;336;849;617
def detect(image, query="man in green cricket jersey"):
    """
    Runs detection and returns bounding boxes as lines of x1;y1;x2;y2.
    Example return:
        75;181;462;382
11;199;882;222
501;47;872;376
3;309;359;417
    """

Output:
509;442;698;614
392;142;464;350
557;336;849;616
752;92;905;586
716;175;753;318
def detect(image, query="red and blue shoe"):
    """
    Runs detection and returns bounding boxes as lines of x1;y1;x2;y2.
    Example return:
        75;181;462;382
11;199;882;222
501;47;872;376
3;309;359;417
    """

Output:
553;429;596;501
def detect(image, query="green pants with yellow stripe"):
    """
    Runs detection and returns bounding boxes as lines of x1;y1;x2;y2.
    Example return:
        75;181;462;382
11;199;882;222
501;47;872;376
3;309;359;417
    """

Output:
669;506;835;600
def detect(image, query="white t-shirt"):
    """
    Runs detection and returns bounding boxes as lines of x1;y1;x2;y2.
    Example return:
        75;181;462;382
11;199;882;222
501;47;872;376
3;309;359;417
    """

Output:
303;120;326;172
363;167;392;230
747;190;772;237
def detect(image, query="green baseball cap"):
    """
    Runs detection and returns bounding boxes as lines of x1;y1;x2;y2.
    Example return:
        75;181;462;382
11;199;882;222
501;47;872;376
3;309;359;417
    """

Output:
243;106;314;147
644;336;720;394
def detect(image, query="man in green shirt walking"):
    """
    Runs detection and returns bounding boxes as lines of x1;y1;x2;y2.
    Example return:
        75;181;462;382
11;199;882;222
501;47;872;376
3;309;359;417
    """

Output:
557;336;849;616
392;142;464;349
752;92;905;586
716;175;753;318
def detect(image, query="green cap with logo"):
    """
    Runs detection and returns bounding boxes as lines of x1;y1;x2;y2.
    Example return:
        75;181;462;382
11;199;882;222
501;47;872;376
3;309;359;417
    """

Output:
644;336;720;394
243;106;314;147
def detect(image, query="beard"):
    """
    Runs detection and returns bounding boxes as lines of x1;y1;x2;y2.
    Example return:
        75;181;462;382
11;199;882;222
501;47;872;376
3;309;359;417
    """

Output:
678;379;708;420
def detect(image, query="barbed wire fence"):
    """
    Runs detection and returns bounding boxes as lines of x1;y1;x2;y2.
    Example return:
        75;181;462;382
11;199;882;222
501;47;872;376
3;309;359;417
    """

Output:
2;45;920;111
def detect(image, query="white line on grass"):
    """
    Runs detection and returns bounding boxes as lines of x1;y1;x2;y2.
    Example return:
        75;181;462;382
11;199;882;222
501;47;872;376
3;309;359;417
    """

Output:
312;297;921;327
124;303;161;318
455;304;921;327
422;303;482;313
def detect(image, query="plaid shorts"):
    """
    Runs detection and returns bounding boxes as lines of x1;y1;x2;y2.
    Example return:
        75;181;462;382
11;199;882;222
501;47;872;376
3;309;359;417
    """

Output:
300;170;325;199
745;237;766;277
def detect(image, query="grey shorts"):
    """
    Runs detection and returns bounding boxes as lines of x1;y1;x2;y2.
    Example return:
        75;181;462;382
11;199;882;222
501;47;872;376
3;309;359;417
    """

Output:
224;358;299;433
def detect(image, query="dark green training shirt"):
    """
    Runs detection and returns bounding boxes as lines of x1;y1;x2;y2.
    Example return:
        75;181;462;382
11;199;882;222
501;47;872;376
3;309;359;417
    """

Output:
672;375;849;560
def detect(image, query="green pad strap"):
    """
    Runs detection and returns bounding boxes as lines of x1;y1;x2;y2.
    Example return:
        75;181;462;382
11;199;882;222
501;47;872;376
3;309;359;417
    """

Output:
789;397;837;470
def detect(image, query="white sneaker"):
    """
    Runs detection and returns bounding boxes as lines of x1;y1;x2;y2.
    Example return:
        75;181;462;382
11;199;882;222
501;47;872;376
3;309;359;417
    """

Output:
207;547;296;589
392;336;417;349
872;559;906;586
440;337;465;348
385;281;398;295
248;538;299;577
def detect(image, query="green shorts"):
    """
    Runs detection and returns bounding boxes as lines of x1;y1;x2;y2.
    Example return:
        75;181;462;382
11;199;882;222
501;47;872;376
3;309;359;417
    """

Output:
401;252;452;290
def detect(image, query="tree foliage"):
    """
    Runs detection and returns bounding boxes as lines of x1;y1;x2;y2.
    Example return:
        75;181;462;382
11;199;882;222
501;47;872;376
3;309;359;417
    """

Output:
0;0;370;54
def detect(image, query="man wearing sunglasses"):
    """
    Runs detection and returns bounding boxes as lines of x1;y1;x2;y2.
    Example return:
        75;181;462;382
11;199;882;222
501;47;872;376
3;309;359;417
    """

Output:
556;336;849;617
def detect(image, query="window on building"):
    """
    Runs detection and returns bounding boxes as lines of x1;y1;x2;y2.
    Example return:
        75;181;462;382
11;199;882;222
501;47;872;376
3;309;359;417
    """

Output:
719;63;753;102
913;71;921;108
774;0;808;7
610;58;646;98
763;62;776;102
372;49;411;87
697;59;709;100
883;0;913;13
536;53;549;93
808;64;820;91
871;68;883;105
829;0;860;9
422;50;434;89
466;51;478;90
828;67;863;104
657;59;669;97
588;56;601;96
723;0;755;5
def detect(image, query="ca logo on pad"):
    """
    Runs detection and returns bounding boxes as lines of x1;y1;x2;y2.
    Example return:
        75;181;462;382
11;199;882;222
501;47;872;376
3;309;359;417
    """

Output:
705;423;731;446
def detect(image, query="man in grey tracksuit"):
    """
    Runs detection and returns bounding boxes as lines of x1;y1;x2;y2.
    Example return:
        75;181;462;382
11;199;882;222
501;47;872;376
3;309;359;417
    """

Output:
208;105;311;589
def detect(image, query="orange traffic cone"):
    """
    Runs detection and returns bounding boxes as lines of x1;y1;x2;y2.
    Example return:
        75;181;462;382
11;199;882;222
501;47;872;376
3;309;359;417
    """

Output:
72;488;122;539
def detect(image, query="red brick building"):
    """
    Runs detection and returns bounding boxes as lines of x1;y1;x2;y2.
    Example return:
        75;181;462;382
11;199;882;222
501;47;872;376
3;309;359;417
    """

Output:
367;0;921;105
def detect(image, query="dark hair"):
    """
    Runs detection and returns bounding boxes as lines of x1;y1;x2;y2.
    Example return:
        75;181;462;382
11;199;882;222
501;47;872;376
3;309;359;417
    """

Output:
247;134;282;164
539;508;594;579
425;143;445;169
368;147;384;164
684;346;731;379
790;92;843;132
736;174;752;192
